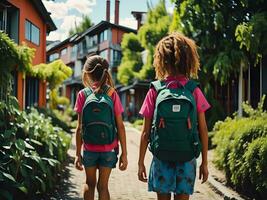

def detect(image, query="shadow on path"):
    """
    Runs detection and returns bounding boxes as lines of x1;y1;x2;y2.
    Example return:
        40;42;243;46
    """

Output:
43;154;83;200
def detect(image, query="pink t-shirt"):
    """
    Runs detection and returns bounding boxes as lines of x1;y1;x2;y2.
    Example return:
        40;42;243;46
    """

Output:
74;87;124;152
139;76;211;118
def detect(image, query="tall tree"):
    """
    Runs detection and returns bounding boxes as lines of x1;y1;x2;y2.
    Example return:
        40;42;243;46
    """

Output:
171;0;267;84
170;0;267;126
117;33;143;85
117;0;171;84
69;15;93;36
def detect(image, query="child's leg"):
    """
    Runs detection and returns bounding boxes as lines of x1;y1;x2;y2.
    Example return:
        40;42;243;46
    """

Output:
84;167;97;200
157;193;171;200
97;166;112;200
174;194;189;200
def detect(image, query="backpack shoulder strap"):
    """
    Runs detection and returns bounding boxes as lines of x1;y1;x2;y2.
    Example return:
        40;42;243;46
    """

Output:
184;80;199;93
150;80;166;93
102;85;115;97
83;87;93;99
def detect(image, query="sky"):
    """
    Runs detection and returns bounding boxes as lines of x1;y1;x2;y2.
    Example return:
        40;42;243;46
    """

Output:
42;0;174;41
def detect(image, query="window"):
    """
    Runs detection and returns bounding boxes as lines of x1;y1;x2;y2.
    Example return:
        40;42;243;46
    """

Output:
110;49;121;67
25;20;40;45
100;50;108;60
25;77;39;108
71;45;77;60
0;9;7;31
86;35;98;48
61;48;67;56
49;53;59;62
99;30;108;43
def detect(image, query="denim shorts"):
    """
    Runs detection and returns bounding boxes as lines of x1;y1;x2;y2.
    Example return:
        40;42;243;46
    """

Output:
82;150;118;168
148;156;196;195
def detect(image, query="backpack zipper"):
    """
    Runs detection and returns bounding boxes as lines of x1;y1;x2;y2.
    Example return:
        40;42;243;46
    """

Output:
158;117;165;128
85;121;111;129
158;117;192;130
187;117;192;130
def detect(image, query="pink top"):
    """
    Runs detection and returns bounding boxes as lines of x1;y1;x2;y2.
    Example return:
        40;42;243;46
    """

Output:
74;86;124;152
139;76;211;118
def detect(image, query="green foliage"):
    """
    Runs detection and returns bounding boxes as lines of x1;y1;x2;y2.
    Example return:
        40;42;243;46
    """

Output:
117;0;170;84
69;15;93;36
212;96;267;198
236;12;267;65
0;32;35;101
36;107;72;133
121;32;143;52
117;33;143;85
172;0;251;85
32;59;72;90
32;59;72;109
0;97;71;199
137;0;171;80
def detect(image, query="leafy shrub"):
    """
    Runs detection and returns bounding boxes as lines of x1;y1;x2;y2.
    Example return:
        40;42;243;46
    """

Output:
212;96;267;199
0;97;71;199
36;107;71;133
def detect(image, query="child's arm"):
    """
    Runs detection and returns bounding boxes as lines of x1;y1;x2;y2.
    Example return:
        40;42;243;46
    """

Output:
198;112;209;183
115;114;128;171
138;117;152;182
74;113;83;171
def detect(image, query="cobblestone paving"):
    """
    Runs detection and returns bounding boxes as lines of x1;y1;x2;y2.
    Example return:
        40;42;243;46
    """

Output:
59;124;223;200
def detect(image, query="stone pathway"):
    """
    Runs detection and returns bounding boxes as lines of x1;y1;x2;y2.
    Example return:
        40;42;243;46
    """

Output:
56;123;223;200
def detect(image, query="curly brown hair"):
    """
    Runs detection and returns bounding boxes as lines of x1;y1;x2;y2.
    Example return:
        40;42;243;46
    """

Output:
153;32;200;80
82;55;114;93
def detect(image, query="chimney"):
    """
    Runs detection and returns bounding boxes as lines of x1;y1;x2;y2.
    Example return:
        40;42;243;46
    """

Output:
114;0;119;24
106;0;110;22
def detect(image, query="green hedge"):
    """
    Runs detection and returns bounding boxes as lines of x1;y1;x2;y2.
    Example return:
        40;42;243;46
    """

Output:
0;97;71;199
36;107;71;133
212;97;267;199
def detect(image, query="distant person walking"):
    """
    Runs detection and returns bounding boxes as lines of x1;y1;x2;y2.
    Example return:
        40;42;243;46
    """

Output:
74;55;128;200
138;32;210;200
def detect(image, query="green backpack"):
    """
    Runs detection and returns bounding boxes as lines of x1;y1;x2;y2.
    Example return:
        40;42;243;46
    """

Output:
149;80;201;162
82;85;117;145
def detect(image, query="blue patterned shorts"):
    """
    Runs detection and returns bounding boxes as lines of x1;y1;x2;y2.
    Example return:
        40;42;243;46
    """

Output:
148;157;196;195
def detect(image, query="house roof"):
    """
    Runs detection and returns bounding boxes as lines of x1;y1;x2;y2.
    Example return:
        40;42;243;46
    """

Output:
30;0;57;32
118;80;150;93
47;34;79;53
75;20;137;42
47;20;137;53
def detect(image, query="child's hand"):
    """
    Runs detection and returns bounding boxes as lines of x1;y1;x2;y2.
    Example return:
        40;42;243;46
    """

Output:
199;163;209;183
74;155;83;171
138;164;147;182
119;154;128;171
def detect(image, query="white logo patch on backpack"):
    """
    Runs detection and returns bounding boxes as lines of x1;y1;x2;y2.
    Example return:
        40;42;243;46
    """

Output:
172;104;181;112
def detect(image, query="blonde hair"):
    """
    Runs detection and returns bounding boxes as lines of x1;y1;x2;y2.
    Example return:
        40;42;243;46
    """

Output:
82;55;114;93
153;32;200;80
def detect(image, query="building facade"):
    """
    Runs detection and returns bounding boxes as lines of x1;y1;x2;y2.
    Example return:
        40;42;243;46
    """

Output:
47;0;136;107
0;0;56;109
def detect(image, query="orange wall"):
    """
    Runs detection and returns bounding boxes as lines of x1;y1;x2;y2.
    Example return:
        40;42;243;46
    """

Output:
8;0;47;108
112;28;125;44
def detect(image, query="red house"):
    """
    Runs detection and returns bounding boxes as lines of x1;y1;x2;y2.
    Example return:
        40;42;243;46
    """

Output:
0;0;56;109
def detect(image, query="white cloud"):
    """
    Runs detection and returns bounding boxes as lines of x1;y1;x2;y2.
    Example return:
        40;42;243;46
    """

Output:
66;0;96;15
43;1;68;20
47;15;82;41
120;17;137;30
42;0;96;41
60;15;82;32
110;15;137;30
47;31;62;41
